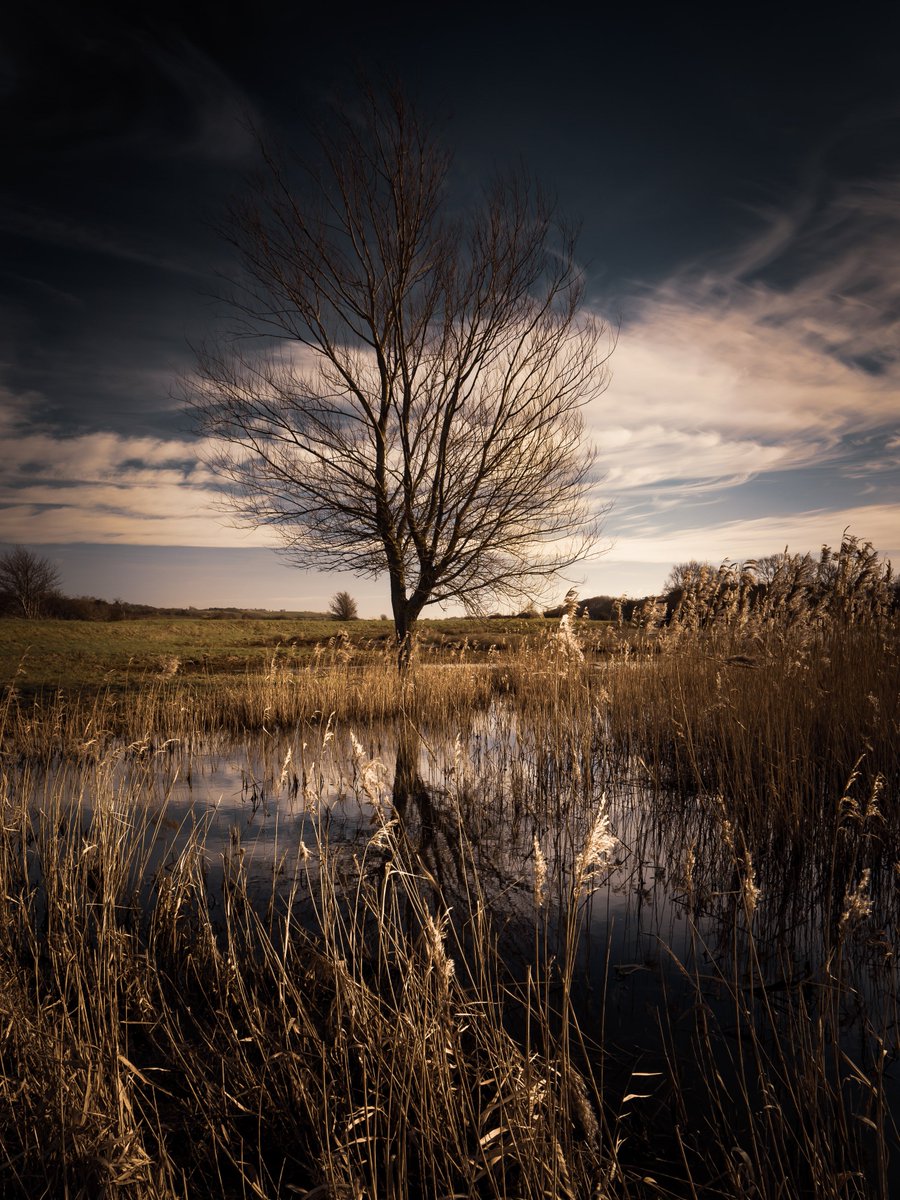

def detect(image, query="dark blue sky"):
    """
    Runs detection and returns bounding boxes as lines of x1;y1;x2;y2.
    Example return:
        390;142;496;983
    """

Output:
2;4;898;610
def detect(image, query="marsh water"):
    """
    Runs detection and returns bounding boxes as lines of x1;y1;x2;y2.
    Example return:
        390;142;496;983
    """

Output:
23;706;900;1188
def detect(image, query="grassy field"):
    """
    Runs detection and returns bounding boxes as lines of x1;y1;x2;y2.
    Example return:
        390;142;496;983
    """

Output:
0;614;561;691
1;543;898;1198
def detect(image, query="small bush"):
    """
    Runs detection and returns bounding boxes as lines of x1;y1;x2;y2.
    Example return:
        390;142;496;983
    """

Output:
329;591;358;621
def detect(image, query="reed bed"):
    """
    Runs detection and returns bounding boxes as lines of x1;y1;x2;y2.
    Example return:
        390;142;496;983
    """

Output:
2;642;504;761
0;727;632;1197
0;537;897;1196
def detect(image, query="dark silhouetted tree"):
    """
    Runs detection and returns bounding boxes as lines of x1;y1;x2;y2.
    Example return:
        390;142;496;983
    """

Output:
329;590;359;620
662;560;715;594
189;88;610;668
0;546;62;619
753;550;815;586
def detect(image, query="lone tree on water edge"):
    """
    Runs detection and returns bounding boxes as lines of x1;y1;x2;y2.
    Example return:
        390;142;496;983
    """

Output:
188;88;611;669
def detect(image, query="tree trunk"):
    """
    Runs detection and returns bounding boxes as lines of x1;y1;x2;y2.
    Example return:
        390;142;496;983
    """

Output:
392;725;462;893
390;579;425;674
396;611;415;673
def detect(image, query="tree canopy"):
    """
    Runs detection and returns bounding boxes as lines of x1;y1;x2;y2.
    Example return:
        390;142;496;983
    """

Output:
0;546;61;619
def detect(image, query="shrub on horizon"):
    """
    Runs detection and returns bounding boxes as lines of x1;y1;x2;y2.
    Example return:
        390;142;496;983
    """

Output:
329;591;359;621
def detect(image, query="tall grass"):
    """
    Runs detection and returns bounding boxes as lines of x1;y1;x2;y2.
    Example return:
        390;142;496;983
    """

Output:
0;727;634;1196
0;536;897;1196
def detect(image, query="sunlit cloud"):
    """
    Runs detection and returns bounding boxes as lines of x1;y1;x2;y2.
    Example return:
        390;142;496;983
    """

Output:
593;424;791;493
0;391;274;546
604;503;900;568
588;173;900;571
0;496;273;546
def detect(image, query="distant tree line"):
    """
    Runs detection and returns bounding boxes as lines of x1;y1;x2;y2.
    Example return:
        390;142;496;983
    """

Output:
0;547;348;622
4;541;895;624
0;548;179;621
536;595;645;622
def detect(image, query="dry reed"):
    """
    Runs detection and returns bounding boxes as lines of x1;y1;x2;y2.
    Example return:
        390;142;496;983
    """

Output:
0;535;896;1197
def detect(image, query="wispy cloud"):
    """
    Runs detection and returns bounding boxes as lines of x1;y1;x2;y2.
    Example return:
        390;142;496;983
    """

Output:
132;30;262;165
605;504;900;567
0;492;271;547
593;173;900;562
5;16;260;168
0;388;272;547
0;205;207;277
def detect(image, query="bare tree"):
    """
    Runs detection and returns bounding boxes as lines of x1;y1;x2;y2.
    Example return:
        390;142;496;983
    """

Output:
0;546;62;619
753;550;815;586
189;89;611;668
329;590;359;621
662;560;715;595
